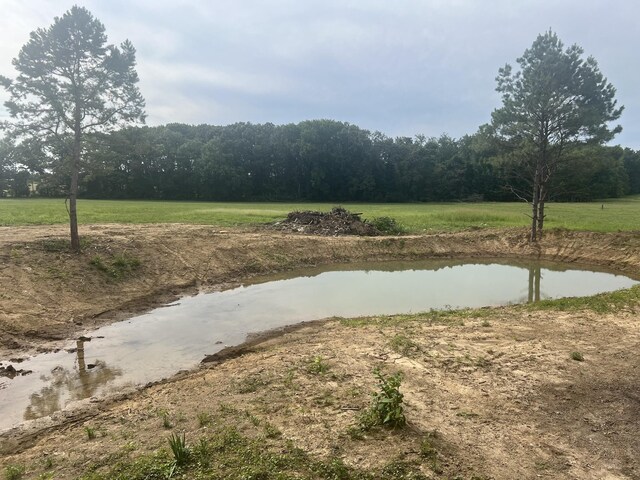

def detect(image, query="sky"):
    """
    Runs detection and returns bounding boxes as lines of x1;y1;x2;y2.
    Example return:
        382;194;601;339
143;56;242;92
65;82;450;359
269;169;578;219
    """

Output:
1;0;638;148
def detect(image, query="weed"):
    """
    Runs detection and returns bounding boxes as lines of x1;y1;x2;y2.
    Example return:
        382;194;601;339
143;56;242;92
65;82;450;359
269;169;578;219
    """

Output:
381;460;427;479
218;402;238;415
419;431;445;474
346;425;365;440
571;351;585;361
360;368;406;430
168;432;190;466
389;334;420;356
456;411;479;418
370;216;406;235
306;355;330;374
312;389;335;407
192;437;212;468
90;253;141;280
162;412;173;429
4;465;25;480
243;410;261;426
523;284;640;314
283;368;297;389
197;412;212;427
85;426;97;440
263;422;282;439
481;320;491;327
41;456;53;469
236;373;270;393
39;237;91;252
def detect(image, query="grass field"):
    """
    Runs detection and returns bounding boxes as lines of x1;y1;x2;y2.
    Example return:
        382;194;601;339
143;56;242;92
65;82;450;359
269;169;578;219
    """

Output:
0;196;638;232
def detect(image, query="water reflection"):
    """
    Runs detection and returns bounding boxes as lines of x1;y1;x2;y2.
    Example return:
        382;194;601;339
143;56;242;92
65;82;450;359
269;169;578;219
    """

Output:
528;266;542;303
24;340;121;420
0;259;636;432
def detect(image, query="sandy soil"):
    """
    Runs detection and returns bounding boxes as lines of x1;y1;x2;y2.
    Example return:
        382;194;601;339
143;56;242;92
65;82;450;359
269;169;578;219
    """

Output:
0;225;639;479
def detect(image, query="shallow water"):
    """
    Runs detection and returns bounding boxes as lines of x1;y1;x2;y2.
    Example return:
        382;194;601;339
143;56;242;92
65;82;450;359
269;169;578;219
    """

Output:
0;259;637;432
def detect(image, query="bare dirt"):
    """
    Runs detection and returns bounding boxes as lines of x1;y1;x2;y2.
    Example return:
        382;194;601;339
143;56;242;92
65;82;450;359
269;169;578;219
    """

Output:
0;224;639;479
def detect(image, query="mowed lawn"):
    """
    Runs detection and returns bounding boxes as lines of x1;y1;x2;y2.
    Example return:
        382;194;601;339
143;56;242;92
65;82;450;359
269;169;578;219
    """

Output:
0;196;639;233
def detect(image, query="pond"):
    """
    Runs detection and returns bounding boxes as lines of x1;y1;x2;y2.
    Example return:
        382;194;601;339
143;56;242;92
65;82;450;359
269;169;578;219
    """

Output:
0;259;637;432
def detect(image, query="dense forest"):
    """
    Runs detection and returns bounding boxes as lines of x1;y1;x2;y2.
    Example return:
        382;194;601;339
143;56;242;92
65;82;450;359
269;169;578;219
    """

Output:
2;119;639;202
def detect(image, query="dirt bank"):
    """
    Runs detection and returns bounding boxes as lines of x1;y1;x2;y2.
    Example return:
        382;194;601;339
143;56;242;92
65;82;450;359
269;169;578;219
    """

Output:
0;226;639;479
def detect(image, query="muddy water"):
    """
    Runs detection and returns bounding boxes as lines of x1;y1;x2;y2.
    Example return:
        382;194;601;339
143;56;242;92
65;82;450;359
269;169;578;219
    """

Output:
0;259;637;432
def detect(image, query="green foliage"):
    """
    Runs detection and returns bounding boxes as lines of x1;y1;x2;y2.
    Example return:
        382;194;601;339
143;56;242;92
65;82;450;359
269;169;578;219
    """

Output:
523;284;640;314
161;412;173;430
236;373;271;393
370;216;405;235
389;334;420;356
197;412;212;427
571;351;585;362
1;6;145;250
492;30;623;240
79;425;437;479
360;369;406;430
3;465;25;480
168;432;190;466
85;426;97;440
306;355;330;375
90;253;140;279
263;422;282;439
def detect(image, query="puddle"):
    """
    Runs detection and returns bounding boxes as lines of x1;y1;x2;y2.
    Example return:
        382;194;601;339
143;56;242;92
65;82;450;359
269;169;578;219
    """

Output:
0;259;637;432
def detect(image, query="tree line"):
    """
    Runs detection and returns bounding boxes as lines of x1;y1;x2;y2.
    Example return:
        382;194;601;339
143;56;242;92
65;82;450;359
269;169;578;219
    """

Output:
2;119;638;202
0;8;636;247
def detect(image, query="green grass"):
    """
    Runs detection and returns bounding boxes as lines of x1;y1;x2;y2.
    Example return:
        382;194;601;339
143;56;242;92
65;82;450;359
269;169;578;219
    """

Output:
79;426;429;480
1;196;639;232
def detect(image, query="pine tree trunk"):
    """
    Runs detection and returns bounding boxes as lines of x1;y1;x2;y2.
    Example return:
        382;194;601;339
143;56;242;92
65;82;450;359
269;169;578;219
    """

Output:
69;110;81;252
530;169;540;242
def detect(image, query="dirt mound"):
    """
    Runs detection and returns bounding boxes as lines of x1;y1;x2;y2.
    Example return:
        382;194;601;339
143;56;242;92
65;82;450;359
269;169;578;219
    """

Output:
271;206;381;236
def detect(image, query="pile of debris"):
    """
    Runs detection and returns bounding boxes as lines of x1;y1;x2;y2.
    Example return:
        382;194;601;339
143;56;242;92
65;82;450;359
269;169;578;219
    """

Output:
271;206;382;236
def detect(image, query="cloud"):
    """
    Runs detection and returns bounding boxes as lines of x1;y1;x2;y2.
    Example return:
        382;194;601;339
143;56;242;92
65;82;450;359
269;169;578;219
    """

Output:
0;0;638;147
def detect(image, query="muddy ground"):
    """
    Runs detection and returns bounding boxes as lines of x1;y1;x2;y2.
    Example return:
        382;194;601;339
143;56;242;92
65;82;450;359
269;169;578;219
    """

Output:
0;225;639;479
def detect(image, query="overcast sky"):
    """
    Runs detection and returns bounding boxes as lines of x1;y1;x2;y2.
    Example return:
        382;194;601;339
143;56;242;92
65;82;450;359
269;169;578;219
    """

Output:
1;0;638;148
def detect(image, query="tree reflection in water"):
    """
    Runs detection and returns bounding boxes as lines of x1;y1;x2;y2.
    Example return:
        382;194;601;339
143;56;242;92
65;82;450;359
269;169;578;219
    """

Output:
24;339;121;420
528;265;542;303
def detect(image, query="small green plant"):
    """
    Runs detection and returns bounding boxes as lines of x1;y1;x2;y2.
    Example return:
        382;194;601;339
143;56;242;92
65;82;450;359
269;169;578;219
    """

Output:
306;355;330;374
420;431;444;474
192;437;212;468
236;374;270;393
456;411;479;418
370;216;405;235
90;253;141;279
346;425;365;440
283;368;297;389
85;426;96;440
162;412;173;429
4;464;25;480
168;432;190;466
263;421;282;439
360;368;406;430
389;334;419;356
197;411;212;427
571;351;585;361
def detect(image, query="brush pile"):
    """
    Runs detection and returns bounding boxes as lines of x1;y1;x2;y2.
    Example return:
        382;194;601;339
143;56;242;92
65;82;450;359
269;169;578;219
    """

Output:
271;207;381;236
